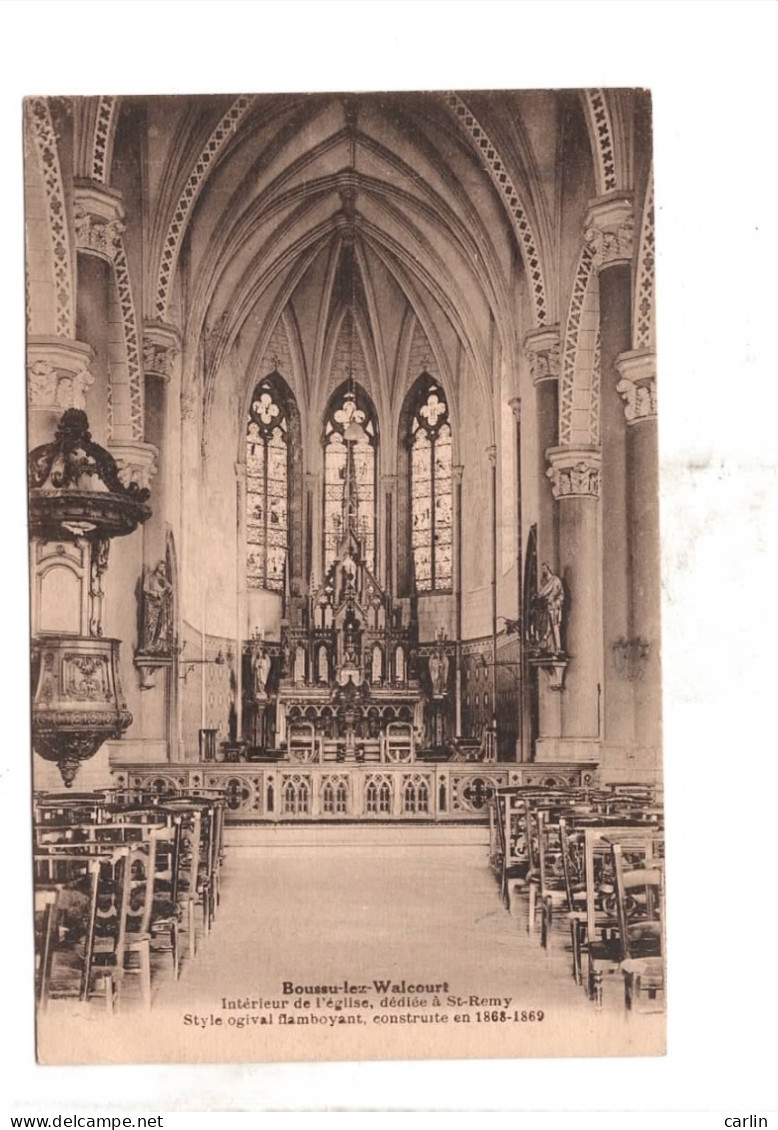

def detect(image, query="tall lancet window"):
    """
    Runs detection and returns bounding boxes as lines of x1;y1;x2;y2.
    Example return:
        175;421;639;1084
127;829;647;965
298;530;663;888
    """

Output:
323;384;377;573
410;376;453;592
246;373;289;592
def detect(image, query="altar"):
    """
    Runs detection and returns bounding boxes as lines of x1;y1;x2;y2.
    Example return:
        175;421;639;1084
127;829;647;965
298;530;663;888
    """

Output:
241;524;449;766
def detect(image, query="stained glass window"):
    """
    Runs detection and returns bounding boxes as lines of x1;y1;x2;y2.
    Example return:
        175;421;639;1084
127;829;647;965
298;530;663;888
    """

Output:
246;375;289;592
410;377;452;591
323;385;377;572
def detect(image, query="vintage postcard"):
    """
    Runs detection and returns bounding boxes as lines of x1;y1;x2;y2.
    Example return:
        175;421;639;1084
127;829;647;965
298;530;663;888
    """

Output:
26;88;663;1065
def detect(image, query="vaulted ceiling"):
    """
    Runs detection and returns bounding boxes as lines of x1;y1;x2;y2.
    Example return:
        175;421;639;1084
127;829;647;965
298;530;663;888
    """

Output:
104;90;629;436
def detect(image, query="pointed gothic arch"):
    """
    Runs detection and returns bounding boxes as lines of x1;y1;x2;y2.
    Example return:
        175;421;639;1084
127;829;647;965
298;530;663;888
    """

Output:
322;381;379;575
397;373;454;596
244;369;302;593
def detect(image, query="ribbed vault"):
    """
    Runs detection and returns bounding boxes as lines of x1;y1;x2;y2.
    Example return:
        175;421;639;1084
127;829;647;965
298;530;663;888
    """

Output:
143;94;549;448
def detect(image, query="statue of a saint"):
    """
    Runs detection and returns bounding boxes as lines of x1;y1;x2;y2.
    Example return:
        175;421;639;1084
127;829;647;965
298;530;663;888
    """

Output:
252;647;272;697
141;560;173;653
428;646;449;696
343;629;359;668
538;563;565;654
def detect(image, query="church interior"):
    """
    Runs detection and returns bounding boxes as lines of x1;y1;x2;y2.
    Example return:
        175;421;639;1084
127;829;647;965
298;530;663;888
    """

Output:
26;89;664;1050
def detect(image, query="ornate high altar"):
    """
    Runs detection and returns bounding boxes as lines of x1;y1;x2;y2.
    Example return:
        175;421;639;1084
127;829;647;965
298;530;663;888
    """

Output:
240;389;453;770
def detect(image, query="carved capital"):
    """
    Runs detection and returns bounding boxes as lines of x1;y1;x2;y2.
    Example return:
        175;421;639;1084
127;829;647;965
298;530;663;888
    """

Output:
452;464;464;486
142;319;181;381
584;193;634;270
486;445;497;467
523;325;560;385
380;473;399;491
27;337;95;412
508;397;522;422
74;183;126;263
108;441;159;493
546;445;602;500
615;349;657;424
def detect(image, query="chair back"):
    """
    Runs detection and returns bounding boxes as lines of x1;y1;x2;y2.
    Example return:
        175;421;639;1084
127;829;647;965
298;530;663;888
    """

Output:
611;841;664;962
582;826;662;941
124;827;176;937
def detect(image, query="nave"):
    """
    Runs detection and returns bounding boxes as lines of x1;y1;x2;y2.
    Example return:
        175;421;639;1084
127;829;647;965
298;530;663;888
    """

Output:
35;784;664;1064
26;90;664;1063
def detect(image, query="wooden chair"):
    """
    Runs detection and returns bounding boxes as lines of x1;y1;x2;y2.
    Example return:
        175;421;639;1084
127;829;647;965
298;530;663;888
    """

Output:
148;816;184;979
35;849;130;1014
559;819;590;985
34;886;60;1008
612;841;665;1011
521;795;583;934
496;790;533;913
122;826;179;1009
166;805;204;961
536;810;587;950
581;828;663;1008
493;788;568;913
160;799;218;931
176;795;227;928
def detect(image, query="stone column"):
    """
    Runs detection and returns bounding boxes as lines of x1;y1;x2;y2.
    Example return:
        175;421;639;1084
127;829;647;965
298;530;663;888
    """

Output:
124;321;178;757
73;182;130;447
523;327;561;760
585;194;635;760
452;463;464;736
234;460;247;739
508;398;525;761
138;321;180;561
616;348;661;763
304;471;316;598
380;473;398;597
524;326;560;567
545;446;603;756
487;444;498;727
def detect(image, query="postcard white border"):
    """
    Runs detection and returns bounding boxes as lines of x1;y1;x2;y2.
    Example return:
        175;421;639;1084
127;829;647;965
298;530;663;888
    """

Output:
3;0;777;1115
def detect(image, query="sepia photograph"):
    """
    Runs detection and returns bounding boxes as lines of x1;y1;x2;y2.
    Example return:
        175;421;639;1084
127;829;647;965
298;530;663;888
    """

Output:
5;0;778;1118
25;86;665;1065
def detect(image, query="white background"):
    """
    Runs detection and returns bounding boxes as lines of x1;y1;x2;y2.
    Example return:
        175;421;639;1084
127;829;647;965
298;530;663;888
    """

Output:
2;0;777;1117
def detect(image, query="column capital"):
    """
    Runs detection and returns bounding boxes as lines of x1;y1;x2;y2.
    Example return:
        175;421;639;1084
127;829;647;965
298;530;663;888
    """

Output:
108;440;159;493
508;397;522;421
546;445;602;500
486;445;497;466
143;320;181;382
27;336;95;412
584;192;634;270
380;473;399;490
523;325;560;385
74;181;126;263
616;348;657;425
452;464;464;485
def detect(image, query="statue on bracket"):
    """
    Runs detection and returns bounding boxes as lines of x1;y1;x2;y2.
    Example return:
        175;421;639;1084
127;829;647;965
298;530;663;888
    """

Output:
537;563;565;655
427;629;450;697
140;559;174;655
252;645;273;699
524;526;568;691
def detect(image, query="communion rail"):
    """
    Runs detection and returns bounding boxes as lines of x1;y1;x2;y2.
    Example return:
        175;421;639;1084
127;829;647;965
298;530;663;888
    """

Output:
109;762;597;823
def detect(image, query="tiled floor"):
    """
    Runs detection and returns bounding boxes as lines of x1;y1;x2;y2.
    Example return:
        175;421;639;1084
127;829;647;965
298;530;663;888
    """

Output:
37;834;665;1063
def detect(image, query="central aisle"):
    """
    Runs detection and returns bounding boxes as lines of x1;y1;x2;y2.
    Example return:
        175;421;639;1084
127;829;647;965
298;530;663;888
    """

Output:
37;836;663;1063
157;842;577;1011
